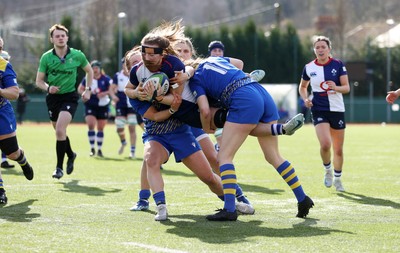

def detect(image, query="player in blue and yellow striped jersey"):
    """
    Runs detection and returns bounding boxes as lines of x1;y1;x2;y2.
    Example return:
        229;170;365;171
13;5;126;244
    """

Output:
190;56;314;221
0;36;34;204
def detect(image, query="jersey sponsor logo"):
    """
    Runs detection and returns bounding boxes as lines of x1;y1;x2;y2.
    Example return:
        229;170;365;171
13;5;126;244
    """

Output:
50;69;73;76
310;71;317;77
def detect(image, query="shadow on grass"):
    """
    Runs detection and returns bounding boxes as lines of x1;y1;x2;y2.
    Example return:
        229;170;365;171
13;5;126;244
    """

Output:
0;199;40;222
1;167;22;177
160;214;351;243
161;168;197;178
238;182;285;195
337;192;400;209
92;156;127;162
59;180;121;196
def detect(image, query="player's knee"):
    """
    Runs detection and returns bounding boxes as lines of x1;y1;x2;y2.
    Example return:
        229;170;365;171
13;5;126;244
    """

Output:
127;114;138;126
115;117;126;129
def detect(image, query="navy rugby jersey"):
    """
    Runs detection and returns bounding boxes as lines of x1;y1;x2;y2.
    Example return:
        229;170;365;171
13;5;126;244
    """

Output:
129;55;185;135
301;58;347;112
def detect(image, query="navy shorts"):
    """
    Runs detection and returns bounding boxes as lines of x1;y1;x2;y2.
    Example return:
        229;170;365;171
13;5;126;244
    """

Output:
84;105;109;120
311;110;346;129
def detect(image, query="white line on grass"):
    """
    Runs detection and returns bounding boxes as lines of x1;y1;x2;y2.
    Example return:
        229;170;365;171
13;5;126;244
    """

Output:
122;242;189;253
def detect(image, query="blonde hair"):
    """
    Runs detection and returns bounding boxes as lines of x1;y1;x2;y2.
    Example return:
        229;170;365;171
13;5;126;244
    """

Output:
313;35;332;49
141;19;186;57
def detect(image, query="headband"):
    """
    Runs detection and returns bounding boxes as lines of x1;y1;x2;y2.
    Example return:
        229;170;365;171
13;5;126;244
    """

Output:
141;45;163;55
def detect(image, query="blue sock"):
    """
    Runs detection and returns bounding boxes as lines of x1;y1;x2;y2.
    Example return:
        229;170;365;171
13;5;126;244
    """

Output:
271;124;284;135
139;189;151;200
276;161;306;202
236;184;250;204
220;164;237;212
153;191;166;205
88;130;95;148
96;131;104;150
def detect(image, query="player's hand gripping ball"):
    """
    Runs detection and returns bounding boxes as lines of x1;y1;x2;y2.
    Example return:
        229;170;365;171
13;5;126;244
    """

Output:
142;72;170;101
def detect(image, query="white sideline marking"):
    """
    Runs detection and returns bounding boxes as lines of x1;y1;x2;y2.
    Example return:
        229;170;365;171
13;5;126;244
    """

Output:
122;242;189;253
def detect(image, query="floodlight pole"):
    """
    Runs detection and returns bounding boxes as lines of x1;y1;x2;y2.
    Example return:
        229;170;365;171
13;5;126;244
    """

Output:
118;12;127;71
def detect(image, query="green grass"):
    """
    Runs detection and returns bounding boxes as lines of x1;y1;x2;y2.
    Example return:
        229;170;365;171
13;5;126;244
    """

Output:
1;123;400;252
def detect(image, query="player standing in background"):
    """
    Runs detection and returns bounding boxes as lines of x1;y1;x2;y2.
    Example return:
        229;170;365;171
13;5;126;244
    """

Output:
78;60;111;158
299;35;350;192
110;52;143;159
35;24;93;179
0;36;34;204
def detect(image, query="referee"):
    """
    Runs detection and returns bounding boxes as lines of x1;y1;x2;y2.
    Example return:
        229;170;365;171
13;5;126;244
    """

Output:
35;24;93;179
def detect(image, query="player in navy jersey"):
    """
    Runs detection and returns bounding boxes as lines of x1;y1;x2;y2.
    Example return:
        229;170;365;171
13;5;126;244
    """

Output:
110;52;143;159
299;36;350;192
0;36;34;204
78;60;111;157
125;20;228;221
190;56;314;221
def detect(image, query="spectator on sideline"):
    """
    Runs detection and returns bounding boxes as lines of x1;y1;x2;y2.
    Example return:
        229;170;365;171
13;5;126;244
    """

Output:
35;24;93;179
299;35;350;192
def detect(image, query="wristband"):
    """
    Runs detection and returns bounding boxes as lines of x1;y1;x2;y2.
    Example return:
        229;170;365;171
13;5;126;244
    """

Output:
169;108;176;114
85;86;91;91
171;83;179;89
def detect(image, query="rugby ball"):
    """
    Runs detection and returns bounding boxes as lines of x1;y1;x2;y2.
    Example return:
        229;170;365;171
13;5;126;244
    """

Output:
249;69;266;82
142;72;170;101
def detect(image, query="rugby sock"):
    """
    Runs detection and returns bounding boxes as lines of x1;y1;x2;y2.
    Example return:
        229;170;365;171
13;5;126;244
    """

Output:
65;136;74;157
323;162;331;170
88;130;95;149
96;131;104;150
0;179;4;191
334;169;342;178
276;161;306;202
121;139;127;146
1;152;6;162
153;191;166;205
220;164;237;212
139;189;151;200
271;124;284;135
236;184;251;204
130;146;136;155
56;140;67;169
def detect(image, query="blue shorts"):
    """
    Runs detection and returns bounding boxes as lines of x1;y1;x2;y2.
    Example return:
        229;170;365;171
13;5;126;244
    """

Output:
143;124;201;163
227;83;279;124
311;111;346;129
190;127;208;141
0;105;16;135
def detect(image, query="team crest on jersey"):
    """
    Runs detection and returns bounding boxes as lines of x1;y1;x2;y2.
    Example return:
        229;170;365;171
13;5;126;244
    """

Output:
338;120;344;127
331;69;337;76
310;72;317;77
